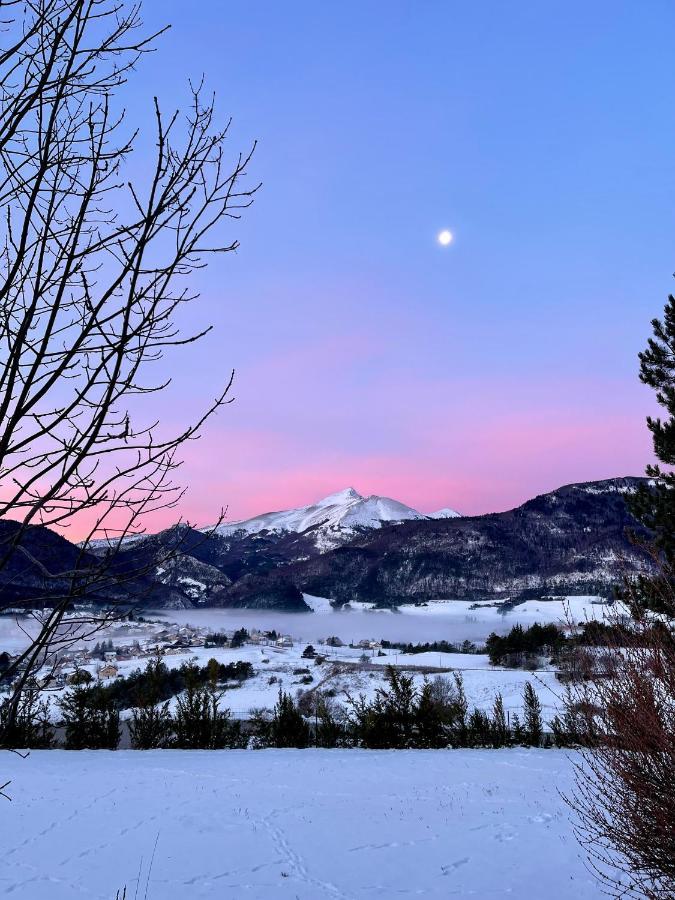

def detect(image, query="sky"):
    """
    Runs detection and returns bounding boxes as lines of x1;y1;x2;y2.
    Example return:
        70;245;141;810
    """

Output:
123;0;675;525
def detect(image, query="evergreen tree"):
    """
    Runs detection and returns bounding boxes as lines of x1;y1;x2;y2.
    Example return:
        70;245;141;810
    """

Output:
130;700;172;750
314;697;344;748
206;657;220;685
491;693;510;748
467;709;492;747
129;656;172;749
415;681;446;748
628;295;675;613
269;689;310;748
60;684;120;749
508;712;523;744
550;706;585;748
230;628;249;649
172;665;241;749
0;689;53;749
522;681;543;747
447;672;469;746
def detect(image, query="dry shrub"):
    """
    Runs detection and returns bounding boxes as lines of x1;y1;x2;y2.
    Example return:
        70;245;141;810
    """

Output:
562;575;675;898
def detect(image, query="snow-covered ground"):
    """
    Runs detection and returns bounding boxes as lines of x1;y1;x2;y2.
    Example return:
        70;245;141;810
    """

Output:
1;593;595;727
1;748;598;899
1;602;570;722
0;595;607;658
31;638;563;724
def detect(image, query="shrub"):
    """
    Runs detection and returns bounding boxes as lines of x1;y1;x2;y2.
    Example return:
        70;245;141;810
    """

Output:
0;689;53;749
268;690;310;748
172;665;243;749
60;683;120;750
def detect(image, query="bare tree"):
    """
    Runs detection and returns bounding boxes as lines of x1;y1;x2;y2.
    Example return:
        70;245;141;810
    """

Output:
0;0;257;737
561;568;675;898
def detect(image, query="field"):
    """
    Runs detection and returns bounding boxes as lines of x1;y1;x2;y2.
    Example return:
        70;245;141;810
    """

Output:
1;596;598;725
1;748;598;899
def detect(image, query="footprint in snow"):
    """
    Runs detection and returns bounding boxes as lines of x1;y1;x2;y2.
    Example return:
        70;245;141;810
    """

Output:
442;857;469;874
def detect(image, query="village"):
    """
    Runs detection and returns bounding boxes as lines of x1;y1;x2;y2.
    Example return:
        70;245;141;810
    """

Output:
0;610;565;726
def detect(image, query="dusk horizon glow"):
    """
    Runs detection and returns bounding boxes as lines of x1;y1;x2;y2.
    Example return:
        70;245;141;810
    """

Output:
109;0;674;534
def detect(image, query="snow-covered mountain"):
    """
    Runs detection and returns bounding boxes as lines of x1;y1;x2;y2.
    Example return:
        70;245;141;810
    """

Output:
428;507;462;519
208;487;435;551
219;476;653;610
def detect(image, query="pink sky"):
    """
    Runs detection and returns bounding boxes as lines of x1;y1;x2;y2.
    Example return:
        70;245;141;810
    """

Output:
134;339;656;529
43;0;675;538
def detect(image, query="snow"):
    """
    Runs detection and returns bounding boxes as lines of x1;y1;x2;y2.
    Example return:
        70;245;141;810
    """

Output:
146;594;609;646
1;595;598;724
1;748;599;899
79;531;150;553
428;507;462;518
302;593;335;613
53;638;561;724
205;487;428;550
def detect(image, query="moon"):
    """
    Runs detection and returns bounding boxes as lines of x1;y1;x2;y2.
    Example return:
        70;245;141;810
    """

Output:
437;229;453;246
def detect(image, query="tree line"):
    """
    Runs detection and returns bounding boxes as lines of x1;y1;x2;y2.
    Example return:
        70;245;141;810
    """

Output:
249;668;555;750
1;660;564;752
0;657;254;750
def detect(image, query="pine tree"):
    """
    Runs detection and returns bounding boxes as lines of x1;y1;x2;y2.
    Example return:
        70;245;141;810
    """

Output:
522;681;543;747
467;709;492;747
628;295;675;613
172;666;241;749
269;689;310;748
0;689;53;749
315;697;344;748
491;693;510;748
510;712;525;745
60;684;120;749
129;657;173;749
206;657;220;686
130;701;172;750
415;681;446;748
449;671;469;746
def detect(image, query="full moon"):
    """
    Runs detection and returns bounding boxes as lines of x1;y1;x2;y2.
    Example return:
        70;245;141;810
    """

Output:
437;229;453;246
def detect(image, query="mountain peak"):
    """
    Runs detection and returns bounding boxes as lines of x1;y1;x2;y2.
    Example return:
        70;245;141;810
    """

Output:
316;487;362;507
429;507;462;519
207;486;426;550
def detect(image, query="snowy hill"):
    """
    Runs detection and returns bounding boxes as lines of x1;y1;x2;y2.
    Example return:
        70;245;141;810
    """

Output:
208;487;431;550
428;507;462;519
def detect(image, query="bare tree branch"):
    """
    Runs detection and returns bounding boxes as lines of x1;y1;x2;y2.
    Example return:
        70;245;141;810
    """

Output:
0;0;258;741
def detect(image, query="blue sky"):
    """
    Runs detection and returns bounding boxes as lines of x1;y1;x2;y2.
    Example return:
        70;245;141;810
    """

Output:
129;1;675;522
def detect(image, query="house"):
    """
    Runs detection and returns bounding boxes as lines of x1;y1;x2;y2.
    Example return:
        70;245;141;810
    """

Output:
276;636;293;648
104;650;117;663
99;664;119;679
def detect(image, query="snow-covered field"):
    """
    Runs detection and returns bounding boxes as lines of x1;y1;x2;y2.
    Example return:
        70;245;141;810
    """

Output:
1;600;574;722
28;639;563;725
2;749;598;899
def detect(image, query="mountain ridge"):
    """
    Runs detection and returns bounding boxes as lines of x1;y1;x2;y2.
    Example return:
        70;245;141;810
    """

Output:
209;475;654;610
0;476;654;611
